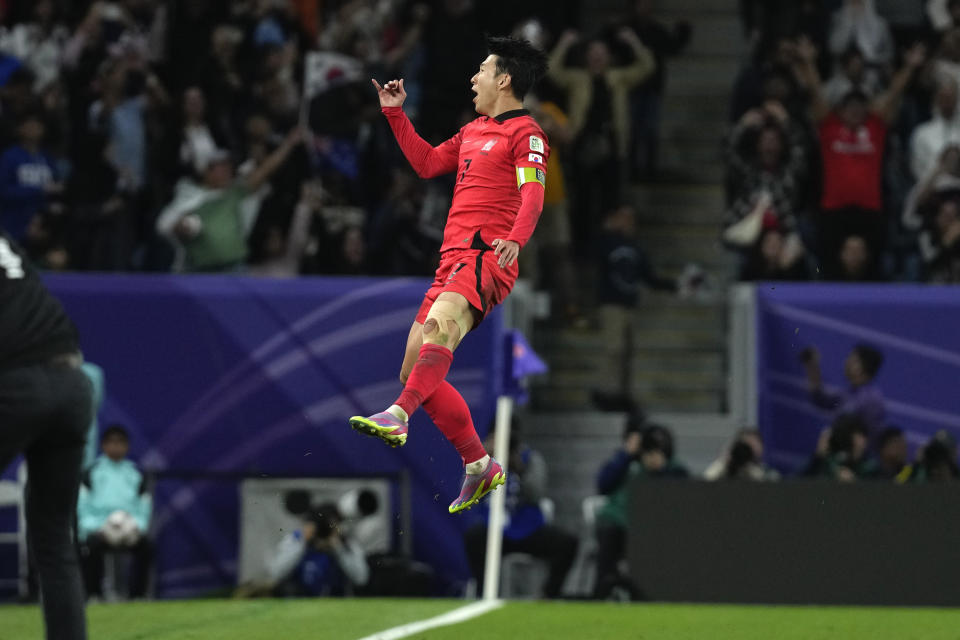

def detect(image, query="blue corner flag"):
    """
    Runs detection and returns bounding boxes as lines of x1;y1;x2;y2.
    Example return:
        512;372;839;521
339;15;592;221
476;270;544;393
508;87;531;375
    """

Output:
503;329;547;403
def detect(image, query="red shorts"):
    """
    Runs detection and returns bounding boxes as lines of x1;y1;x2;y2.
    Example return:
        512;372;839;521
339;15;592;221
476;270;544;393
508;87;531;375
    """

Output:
415;248;518;329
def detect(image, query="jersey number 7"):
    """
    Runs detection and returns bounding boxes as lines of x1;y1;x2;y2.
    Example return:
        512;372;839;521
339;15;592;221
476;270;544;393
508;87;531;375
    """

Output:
459;158;472;183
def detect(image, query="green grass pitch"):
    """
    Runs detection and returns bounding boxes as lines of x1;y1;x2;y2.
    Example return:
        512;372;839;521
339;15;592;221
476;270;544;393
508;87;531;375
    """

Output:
2;599;960;639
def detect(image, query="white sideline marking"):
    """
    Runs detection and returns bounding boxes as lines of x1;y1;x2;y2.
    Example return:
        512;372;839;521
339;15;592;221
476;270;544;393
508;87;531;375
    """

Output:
354;600;504;640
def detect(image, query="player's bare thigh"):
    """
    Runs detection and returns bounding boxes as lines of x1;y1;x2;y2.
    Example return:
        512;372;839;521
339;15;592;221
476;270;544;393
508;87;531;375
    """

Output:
399;291;475;384
399;321;423;385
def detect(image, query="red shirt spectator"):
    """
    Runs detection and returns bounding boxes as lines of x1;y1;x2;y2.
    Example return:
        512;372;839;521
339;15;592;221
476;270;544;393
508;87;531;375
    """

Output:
819;108;886;211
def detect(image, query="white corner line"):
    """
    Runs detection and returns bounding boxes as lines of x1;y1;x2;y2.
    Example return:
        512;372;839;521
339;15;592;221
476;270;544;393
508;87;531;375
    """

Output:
354;599;505;640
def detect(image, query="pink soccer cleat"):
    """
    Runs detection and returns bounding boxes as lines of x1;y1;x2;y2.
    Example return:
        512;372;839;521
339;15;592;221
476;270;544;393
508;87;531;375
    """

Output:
349;411;408;448
448;458;506;514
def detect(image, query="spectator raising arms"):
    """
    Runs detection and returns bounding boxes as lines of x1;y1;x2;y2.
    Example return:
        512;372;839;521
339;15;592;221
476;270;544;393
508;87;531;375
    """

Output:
548;28;655;255
156;126;304;272
795;37;926;278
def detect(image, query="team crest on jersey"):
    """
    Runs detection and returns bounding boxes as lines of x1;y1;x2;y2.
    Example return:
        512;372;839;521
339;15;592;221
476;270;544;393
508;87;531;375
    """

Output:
529;135;544;153
481;139;498;152
528;153;543;164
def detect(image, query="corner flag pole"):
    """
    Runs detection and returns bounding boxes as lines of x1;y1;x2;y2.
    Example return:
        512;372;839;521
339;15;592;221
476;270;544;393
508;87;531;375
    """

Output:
482;394;513;601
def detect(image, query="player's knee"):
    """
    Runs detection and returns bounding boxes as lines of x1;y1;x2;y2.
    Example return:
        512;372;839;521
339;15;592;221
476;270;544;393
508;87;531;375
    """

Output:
399;369;410;385
422;317;441;339
422;317;459;348
443;319;461;346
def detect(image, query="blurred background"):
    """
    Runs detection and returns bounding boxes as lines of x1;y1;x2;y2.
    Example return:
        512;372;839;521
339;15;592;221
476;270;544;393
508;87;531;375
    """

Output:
1;0;959;611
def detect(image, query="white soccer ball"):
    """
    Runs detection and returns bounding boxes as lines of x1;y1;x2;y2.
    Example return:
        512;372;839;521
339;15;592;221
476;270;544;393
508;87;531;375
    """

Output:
101;510;140;546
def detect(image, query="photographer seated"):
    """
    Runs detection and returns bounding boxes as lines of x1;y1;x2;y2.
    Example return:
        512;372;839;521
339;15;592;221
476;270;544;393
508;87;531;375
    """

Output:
804;414;870;481
860;427;910;482
903;431;960;483
594;416;688;599
266;503;369;597
77;425;152;600
703;428;779;481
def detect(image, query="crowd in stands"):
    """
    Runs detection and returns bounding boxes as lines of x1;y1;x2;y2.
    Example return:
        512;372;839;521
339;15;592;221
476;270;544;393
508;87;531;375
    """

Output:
725;0;960;283
0;0;690;298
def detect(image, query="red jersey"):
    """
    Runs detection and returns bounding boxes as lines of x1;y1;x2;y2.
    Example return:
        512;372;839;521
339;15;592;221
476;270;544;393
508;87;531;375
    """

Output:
383;107;548;252
819;112;886;212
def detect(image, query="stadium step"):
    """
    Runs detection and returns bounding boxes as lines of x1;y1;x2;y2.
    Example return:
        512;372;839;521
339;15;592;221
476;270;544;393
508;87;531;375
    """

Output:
530;0;740;417
531;385;724;414
677;15;745;57
657;0;741;15
667;55;745;93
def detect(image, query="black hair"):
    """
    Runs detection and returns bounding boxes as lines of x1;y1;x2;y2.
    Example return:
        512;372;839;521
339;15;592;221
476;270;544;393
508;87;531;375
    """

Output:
284;490;312;517
623;408;646;438
486;35;548;101
17;109;45;128
840;89;869;108
356;489;379;516
310;502;342;539
828;414;868;458
877;426;904;450
6;67;35;89
640;424;674;459
101;424;130;443
726;440;757;478
922;436;959;478
840;44;865;65
852;343;884;379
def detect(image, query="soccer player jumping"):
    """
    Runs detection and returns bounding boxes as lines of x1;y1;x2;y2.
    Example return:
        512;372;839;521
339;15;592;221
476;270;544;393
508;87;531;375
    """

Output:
350;36;549;514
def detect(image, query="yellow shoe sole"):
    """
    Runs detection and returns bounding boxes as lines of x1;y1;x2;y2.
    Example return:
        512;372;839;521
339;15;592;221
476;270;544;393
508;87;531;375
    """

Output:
349;416;408;448
449;471;506;514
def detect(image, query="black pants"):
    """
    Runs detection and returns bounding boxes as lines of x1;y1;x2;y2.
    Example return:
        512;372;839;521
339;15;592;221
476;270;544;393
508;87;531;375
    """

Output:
0;358;92;640
571;149;622;259
81;533;152;598
464;523;578;598
593;522;642;600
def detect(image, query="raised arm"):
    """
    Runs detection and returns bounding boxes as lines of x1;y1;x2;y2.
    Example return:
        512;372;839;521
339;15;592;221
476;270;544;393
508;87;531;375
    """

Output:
794;37;831;123
547;30;580;88
374;78;460;178
872;43;926;123
243;126;304;192
611;27;656;88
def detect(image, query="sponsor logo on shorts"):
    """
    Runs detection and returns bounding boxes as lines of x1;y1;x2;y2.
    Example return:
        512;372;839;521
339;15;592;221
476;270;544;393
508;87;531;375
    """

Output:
529;135;544;153
528;153;543;164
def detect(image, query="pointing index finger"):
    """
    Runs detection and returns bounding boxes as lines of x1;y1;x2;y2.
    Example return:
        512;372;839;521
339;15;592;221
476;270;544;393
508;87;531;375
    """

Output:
371;79;383;91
